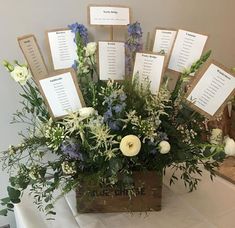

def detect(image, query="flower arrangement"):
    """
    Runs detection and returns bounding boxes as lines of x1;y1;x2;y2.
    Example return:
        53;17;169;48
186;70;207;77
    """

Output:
0;22;234;217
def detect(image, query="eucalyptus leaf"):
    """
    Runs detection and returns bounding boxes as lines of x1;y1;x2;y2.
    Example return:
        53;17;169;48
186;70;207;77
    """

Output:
7;186;20;200
0;209;8;216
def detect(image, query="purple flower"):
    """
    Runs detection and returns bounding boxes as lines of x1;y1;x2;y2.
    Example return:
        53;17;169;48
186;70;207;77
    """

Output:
158;132;169;141
108;121;121;131
68;22;88;45
72;60;78;70
150;149;157;155
104;109;113;122
147;141;157;155
113;103;126;113
61;139;83;160
128;22;143;37
113;104;123;113
120;93;127;101
127;22;143;38
125;22;143;75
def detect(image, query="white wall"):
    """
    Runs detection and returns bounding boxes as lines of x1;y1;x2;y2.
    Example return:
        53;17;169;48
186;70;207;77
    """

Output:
0;0;235;226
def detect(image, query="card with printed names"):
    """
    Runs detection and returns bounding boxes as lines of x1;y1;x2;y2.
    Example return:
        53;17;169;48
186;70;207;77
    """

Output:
153;29;177;56
39;70;83;118
18;35;48;79
168;30;208;74
47;29;77;70
98;41;125;80
133;53;165;94
89;6;130;26
186;62;235;117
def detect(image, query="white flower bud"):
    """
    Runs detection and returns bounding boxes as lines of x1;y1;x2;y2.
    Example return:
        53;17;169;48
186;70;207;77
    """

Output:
159;141;171;154
224;137;235;156
210;128;223;145
85;42;97;57
78;107;95;119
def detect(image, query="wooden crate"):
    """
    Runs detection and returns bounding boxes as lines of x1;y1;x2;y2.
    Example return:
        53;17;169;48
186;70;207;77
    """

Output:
76;171;162;213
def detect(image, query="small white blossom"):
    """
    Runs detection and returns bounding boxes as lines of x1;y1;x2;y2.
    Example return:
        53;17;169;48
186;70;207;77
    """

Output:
210;128;223;145
78;107;95;119
29;165;42;180
44;120;67;151
8;145;16;155
63;111;82;134
224;137;235;156
61;161;77;175
159;141;171;154
84;42;97;57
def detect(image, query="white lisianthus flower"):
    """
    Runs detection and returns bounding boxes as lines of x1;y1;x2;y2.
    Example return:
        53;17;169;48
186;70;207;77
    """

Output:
224;137;235;156
78;107;95;119
159;141;171;154
210;128;223;145
85;42;97;57
120;135;141;157
10;65;31;85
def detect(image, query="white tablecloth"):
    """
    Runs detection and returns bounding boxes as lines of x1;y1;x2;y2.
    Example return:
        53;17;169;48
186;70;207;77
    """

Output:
14;170;235;228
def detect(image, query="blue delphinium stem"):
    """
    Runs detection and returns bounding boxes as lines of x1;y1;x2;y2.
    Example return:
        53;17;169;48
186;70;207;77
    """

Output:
125;22;143;76
68;23;89;71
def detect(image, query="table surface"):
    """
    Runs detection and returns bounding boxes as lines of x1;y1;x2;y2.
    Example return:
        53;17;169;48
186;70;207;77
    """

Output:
14;169;235;228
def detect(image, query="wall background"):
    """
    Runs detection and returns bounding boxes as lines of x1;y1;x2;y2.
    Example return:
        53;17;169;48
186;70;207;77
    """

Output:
0;0;234;226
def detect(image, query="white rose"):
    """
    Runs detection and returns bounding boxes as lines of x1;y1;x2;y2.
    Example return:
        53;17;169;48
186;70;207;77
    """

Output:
10;65;31;85
85;42;97;57
210;128;223;144
224;137;235;156
78;107;95;119
120;135;141;157
159;141;171;154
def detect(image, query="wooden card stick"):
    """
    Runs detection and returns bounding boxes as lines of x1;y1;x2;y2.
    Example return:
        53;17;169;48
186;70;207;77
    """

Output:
110;26;114;41
145;32;151;51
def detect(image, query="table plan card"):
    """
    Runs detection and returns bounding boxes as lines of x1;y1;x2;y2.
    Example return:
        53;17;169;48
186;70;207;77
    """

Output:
89;6;130;26
153;29;177;55
186;62;235;117
168;30;208;74
39;69;84;119
98;41;125;80
132;53;165;94
47;29;77;70
18;35;48;79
